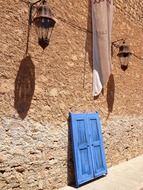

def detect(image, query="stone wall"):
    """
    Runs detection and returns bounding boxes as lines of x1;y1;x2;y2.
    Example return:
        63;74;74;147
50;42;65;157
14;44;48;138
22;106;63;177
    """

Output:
0;118;68;190
0;0;143;190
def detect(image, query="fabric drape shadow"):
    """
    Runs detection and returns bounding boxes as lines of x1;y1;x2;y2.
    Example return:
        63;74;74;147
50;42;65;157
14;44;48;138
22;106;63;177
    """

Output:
14;55;35;119
106;73;115;118
85;0;92;71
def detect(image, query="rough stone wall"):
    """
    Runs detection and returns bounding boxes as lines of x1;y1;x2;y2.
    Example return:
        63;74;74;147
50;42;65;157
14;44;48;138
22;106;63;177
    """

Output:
0;0;143;190
0;118;68;190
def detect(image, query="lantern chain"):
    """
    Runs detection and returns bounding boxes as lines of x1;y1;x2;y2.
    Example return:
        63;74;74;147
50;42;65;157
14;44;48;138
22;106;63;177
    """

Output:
132;53;143;61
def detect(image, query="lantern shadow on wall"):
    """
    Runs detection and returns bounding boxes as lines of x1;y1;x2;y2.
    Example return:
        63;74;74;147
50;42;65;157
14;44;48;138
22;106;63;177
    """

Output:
14;0;56;119
14;55;35;119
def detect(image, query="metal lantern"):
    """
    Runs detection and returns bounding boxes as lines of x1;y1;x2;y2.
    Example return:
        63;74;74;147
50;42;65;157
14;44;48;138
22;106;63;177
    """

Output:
117;41;132;71
33;0;56;49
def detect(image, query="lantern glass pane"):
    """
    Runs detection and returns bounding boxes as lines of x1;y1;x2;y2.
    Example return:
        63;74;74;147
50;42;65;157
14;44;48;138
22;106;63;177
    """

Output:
35;18;51;40
120;56;129;66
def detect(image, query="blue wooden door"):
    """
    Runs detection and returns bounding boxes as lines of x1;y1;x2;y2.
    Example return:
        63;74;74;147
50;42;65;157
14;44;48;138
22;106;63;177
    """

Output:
70;112;107;187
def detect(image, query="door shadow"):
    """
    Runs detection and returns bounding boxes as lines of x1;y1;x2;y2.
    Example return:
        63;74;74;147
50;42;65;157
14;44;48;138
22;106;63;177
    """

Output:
14;55;35;119
67;117;75;187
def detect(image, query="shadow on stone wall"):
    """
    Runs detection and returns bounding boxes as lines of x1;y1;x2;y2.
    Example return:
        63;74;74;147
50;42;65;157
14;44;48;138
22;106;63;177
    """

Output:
85;0;92;70
106;74;115;118
14;55;35;119
83;0;94;91
67;117;75;187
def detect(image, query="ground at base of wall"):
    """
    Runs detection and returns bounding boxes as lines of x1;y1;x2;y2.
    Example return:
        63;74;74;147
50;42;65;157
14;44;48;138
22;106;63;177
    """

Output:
59;155;143;190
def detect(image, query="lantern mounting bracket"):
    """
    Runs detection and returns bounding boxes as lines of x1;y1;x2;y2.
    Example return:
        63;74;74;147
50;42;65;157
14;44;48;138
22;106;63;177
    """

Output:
28;0;46;26
112;39;126;48
29;0;45;5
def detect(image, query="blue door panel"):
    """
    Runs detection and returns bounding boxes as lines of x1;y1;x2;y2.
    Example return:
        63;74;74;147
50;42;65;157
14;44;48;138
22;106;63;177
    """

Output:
70;113;94;187
70;112;107;187
87;113;107;177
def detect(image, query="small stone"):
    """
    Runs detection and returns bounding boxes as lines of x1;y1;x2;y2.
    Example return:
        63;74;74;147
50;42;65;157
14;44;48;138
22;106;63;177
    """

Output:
12;183;20;188
0;154;6;163
59;103;66;110
67;62;75;67
0;181;6;189
71;55;78;61
36;143;45;151
15;166;25;173
0;83;11;93
49;88;58;97
38;180;44;190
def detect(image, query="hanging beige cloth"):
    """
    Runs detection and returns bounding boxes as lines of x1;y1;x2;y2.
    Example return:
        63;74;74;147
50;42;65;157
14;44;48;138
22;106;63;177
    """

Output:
91;0;113;96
